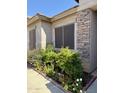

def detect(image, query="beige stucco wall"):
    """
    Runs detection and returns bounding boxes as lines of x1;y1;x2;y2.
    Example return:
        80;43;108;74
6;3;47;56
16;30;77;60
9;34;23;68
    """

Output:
90;11;97;72
78;0;97;11
27;21;42;50
41;21;52;49
52;14;76;27
27;20;52;50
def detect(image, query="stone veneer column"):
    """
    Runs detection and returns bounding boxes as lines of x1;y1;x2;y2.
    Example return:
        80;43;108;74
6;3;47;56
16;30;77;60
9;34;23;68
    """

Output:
76;9;97;72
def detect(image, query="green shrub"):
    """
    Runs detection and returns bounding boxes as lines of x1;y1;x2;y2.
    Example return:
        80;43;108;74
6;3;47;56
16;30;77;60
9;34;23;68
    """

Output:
71;78;83;93
42;44;57;68
46;44;54;52
56;48;72;72
33;61;42;71
27;49;45;68
42;47;57;77
64;84;69;90
27;50;39;65
42;51;56;64
27;47;84;93
44;65;55;77
56;48;83;79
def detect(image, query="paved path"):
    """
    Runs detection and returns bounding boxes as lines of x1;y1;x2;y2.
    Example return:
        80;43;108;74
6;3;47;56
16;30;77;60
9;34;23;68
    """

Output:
86;79;97;93
27;67;65;93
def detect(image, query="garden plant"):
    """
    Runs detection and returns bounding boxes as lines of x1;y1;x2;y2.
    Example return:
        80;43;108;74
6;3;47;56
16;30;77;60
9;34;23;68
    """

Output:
27;45;84;93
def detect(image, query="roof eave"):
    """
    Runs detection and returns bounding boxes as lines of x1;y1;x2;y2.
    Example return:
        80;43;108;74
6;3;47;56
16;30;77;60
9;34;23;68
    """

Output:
75;0;79;3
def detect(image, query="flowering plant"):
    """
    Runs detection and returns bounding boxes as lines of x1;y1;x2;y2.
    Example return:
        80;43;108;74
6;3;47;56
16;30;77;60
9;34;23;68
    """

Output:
72;78;83;93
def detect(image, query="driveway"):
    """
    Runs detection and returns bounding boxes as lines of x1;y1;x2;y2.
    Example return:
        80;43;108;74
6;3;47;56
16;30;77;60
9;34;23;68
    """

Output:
27;67;65;93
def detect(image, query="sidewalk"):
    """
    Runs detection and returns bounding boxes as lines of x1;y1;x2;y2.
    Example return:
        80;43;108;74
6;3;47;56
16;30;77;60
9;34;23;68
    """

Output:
27;67;65;93
86;79;97;93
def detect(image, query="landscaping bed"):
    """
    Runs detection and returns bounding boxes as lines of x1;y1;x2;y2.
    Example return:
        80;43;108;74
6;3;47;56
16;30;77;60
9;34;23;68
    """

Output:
27;45;92;93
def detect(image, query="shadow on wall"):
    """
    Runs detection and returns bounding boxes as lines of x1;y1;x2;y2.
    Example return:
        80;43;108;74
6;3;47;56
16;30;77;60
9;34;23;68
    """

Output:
46;82;65;93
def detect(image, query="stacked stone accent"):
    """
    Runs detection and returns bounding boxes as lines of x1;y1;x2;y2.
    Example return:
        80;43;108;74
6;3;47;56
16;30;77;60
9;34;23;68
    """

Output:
76;9;97;72
76;9;91;62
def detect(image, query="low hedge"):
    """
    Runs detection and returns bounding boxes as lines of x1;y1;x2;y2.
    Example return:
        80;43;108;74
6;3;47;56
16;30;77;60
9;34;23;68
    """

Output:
27;46;84;93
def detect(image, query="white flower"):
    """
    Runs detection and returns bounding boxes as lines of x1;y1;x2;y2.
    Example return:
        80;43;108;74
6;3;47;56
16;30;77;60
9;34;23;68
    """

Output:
80;78;82;81
80;90;83;93
76;83;78;86
73;88;75;91
76;79;79;82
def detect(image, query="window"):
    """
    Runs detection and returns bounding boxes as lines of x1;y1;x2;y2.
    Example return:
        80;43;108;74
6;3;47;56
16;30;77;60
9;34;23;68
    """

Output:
29;29;36;50
55;23;74;49
55;27;63;48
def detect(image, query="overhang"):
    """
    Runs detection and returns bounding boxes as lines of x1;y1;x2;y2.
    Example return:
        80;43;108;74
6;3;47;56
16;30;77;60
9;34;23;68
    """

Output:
75;0;79;3
27;6;78;25
27;13;51;26
51;6;78;22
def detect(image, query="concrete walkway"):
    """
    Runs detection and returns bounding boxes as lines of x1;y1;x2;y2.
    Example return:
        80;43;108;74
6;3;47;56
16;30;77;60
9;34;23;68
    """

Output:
27;67;65;93
86;79;97;93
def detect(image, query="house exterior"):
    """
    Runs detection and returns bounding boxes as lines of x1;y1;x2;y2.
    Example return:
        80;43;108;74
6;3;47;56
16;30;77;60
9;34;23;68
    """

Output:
27;0;97;73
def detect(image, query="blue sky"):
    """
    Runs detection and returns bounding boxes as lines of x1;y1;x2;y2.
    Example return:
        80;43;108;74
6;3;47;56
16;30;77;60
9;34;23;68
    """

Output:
27;0;78;17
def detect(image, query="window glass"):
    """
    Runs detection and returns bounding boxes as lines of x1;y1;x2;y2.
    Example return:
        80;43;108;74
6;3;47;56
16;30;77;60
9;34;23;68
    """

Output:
29;30;36;50
64;24;74;49
55;23;74;49
55;27;63;48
